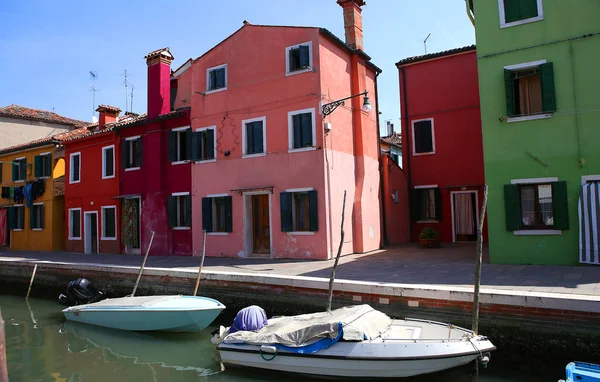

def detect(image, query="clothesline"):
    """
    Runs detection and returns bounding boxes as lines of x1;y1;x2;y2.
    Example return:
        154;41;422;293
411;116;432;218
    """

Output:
0;178;46;207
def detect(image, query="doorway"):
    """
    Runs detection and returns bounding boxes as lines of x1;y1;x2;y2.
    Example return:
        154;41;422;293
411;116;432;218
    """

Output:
84;212;99;254
451;191;478;243
123;197;141;255
252;194;270;255
0;208;8;247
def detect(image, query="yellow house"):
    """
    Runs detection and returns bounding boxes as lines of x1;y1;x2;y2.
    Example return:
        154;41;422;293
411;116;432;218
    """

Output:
0;129;87;251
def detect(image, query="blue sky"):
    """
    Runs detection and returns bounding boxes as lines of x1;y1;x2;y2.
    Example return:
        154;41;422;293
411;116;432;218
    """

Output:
0;1;475;134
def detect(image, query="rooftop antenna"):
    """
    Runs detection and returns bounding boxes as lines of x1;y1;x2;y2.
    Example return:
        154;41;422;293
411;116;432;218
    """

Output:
424;33;431;54
124;69;129;112
89;71;99;120
130;85;135;113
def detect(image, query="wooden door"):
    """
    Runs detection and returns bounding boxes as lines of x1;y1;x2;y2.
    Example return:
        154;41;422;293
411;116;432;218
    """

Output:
252;194;270;254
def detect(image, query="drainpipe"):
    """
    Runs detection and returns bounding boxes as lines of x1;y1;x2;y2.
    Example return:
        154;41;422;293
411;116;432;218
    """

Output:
466;0;475;27
375;71;387;248
399;65;413;237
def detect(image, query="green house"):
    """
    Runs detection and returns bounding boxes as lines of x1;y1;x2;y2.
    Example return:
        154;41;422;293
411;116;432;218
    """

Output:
471;0;600;264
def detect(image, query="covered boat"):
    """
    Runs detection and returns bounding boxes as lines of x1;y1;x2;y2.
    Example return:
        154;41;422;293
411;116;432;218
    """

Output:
560;362;600;382
214;305;495;378
63;295;225;332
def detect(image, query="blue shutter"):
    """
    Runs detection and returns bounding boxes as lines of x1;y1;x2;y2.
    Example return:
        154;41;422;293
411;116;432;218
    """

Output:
202;197;213;232
308;190;318;232
206;129;215;159
280;192;293;232
300;113;312;147
224;196;233;232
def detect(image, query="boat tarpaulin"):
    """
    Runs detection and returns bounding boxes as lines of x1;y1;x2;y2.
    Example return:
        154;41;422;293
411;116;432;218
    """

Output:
223;304;392;348
579;182;600;264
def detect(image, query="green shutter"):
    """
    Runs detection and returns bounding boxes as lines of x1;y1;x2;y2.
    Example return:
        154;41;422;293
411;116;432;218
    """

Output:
206;129;215;160
410;190;420;222
30;206;36;229
136;137;143;167
519;0;538;20
44;154;51;177
12;163;16;181
39;204;44;229
552;181;569;230
202;197;213;232
20;159;27;180
504;69;515;117
34;155;42;178
122;140;130;169
434;188;442;221
0;162;3;183
7;206;15;229
19;206;24;229
184;195;192;227
280;192;293;232
167;196;177;227
503;0;521;23
185;129;192;160
224;196;233;233
504;184;521;231
540;62;557;113
308;190;318;232
289;48;298;71
168;130;177;162
191;131;201;161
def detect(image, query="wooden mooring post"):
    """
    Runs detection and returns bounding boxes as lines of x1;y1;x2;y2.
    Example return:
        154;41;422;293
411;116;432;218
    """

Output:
0;309;8;382
471;184;489;335
327;190;347;313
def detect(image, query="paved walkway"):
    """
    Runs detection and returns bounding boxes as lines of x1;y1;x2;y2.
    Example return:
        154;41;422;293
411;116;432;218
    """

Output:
2;244;599;296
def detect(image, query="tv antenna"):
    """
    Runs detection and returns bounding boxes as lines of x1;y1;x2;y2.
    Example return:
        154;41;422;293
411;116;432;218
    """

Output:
424;33;431;54
130;85;135;113
124;69;129;112
89;71;99;119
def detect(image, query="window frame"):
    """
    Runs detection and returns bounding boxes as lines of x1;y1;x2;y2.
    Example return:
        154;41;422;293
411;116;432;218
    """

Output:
69;152;81;184
286;41;313;76
206;63;228;94
194;126;217;163
102;145;115;179
12;204;25;231
499;0;544;28
504;60;553;123
68;207;82;240
411;118;436;156
510;177;562;236
212;196;228;233
413;185;439;223
101;205;117;240
172;192;191;230
242;116;267;158
31;202;44;231
37;152;52;178
288;108;317;153
172;126;191;165
124;136;142;171
13;157;26;183
283;187;317;235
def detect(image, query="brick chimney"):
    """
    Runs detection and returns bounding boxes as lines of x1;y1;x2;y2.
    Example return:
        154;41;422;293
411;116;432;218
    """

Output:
96;105;121;130
337;0;366;50
145;47;174;119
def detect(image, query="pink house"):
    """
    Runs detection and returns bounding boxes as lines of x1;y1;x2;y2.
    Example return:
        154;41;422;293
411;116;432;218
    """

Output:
172;0;382;260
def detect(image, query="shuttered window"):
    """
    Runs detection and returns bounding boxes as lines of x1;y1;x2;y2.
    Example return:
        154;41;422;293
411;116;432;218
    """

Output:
12;158;27;182
168;128;192;162
291;111;314;150
207;65;227;92
244;120;265;156
502;0;539;24
102;206;117;239
411;188;441;222
201;196;233;233
412;120;434;154
287;44;311;73
123;137;143;169
504;62;555;117
280;190;318;232
504;181;569;231
69;209;81;239
168;194;191;228
191;128;215;161
9;205;25;230
30;204;44;230
34;154;51;178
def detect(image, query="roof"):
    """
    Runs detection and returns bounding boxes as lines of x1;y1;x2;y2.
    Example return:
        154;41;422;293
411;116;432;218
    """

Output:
0;104;88;128
144;47;174;61
395;45;476;67
0;127;91;156
62;113;147;143
381;133;402;147
96;104;122;114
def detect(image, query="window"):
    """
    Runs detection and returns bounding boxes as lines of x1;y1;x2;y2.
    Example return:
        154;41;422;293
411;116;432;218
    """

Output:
289;109;315;151
101;206;117;239
102;145;115;179
69;208;81;239
30;203;44;230
504;61;555;119
202;195;232;233
7;205;24;230
504;180;569;232
286;42;312;74
192;127;216;162
206;64;227;93
34;153;51;178
123;136;142;170
412;119;435;155
499;0;543;27
242;117;266;157
280;190;318;232
412;187;441;222
168;128;191;163
69;153;81;183
168;193;191;228
12;158;27;182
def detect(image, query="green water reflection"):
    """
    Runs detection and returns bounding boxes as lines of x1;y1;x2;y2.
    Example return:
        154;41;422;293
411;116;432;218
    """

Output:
1;294;567;381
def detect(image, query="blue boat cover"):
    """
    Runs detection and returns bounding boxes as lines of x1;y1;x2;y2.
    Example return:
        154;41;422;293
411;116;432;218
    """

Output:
275;323;344;354
230;305;268;334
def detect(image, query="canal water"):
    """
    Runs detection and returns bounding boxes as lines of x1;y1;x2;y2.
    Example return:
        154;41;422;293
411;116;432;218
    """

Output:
1;294;571;381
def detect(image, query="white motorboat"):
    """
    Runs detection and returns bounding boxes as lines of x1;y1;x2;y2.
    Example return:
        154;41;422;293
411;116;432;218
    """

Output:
63;295;225;332
213;305;495;378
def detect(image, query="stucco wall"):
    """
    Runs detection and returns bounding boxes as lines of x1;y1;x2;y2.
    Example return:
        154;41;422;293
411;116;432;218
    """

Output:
382;155;410;245
0;117;71;150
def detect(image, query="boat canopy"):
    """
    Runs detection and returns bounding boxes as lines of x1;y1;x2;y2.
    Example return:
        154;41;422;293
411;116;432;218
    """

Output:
223;304;392;348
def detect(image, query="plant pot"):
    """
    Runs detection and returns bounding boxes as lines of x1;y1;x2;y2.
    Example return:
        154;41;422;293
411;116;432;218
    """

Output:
419;238;440;248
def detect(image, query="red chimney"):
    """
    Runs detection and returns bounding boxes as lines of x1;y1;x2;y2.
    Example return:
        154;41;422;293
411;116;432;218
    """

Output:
337;0;366;51
96;105;121;130
145;47;174;119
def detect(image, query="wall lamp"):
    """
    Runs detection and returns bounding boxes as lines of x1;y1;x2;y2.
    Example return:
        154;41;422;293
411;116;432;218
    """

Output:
321;90;372;117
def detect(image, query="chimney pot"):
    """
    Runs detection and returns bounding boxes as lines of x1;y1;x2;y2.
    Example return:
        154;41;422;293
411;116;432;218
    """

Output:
96;105;121;130
337;0;366;50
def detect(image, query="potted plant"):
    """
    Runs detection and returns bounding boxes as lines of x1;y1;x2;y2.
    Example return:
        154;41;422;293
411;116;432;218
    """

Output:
419;227;440;248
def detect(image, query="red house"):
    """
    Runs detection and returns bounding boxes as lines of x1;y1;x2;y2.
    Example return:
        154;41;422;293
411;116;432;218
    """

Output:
396;46;488;243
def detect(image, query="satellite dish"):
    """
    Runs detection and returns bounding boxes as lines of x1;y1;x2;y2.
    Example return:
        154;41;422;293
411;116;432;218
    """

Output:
92;116;98;123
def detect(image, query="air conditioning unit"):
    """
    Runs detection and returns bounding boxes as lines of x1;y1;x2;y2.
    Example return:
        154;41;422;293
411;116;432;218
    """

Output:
324;122;332;132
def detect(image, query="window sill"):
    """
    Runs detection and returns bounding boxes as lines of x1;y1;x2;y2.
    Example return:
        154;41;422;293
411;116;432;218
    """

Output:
68;237;82;240
32;228;43;231
14;180;25;183
500;15;543;29
13;229;23;232
208;232;229;236
506;114;552;123
172;227;190;231
415;220;439;224
195;159;217;164
412;151;435;157
288;147;316;153
514;229;562;236
101;237;117;241
242;153;266;159
286;67;313;77
172;160;190;166
205;87;227;95
125;167;141;172
102;175;116;180
287;231;315;236
69;180;80;184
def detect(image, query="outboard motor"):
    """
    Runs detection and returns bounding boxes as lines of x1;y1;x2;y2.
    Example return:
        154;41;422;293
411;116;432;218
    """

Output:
58;278;107;306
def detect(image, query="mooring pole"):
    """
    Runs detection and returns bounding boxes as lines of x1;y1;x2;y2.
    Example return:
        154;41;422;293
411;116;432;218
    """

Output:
193;230;208;296
327;190;347;313
472;185;489;335
132;231;155;297
0;309;8;382
25;263;38;299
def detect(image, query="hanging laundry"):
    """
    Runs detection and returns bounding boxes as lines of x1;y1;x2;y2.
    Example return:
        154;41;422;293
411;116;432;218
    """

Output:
24;183;33;207
31;179;45;200
9;187;14;200
1;187;9;200
13;186;24;204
